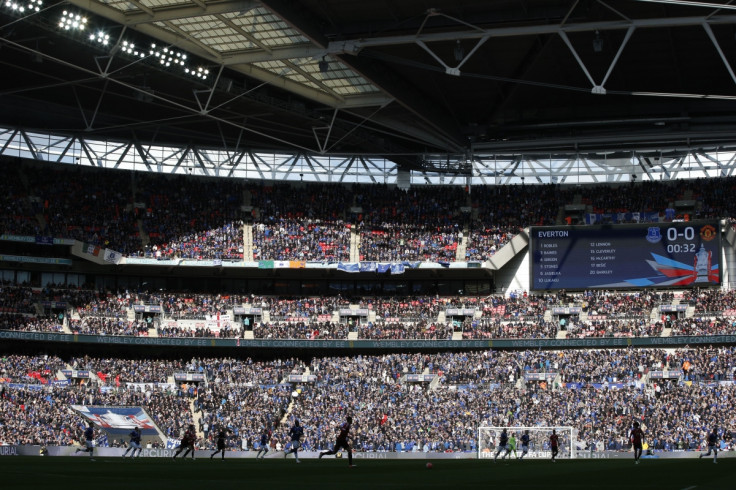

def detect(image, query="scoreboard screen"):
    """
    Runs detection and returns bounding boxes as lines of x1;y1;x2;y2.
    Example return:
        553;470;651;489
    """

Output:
530;221;721;290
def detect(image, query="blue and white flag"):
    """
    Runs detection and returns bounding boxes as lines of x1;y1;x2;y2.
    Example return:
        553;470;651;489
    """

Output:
337;262;360;273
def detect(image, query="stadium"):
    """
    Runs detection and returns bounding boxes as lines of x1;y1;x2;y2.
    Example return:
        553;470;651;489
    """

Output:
1;1;736;489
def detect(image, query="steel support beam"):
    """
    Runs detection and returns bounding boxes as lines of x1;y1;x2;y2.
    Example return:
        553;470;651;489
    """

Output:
6;124;736;185
328;14;736;53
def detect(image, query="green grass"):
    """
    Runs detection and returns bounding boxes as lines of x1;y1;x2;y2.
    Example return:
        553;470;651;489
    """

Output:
3;456;733;490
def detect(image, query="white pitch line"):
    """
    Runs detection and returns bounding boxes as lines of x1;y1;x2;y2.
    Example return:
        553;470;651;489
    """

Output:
680;486;697;490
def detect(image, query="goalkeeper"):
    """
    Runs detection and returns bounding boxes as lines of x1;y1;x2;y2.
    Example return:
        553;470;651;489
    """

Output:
508;432;519;459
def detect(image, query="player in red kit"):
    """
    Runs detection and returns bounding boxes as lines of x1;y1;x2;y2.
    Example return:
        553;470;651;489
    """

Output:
630;421;644;464
319;415;355;467
549;429;559;463
173;424;197;460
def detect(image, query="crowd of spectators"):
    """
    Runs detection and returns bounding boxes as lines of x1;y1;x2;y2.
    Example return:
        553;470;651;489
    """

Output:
461;319;558;339
148;222;244;260
359;223;461;262
194;356;305;449
193;356;303;386
0;386;88;446
0;314;63;332
684;289;736;314
5;159;736;263
1;348;736;453
3;289;736;340
157;324;243;339
368;297;445;322
161;293;238;320
253;219;350;262
0;164;44;237
464;225;521;261
480;293;547;319
564;319;663;338
556;349;653;384
197;383;292;450
0;284;37;314
68;317;149;336
0;354;66;383
21;164;141;252
355;185;466;262
133;173;246;260
359;321;453;340
580;291;659;318
68;356;183;384
253;321;348;340
286;347;736;453
265;296;346;320
75;293;131;318
251;183;353;262
431;350;520;385
668;317;735;336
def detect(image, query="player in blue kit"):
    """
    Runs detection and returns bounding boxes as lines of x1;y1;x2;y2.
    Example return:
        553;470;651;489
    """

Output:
75;422;96;460
284;419;304;463
699;428;720;464
210;428;230;460
519;430;530;460
122;427;142;458
494;428;510;462
256;427;271;459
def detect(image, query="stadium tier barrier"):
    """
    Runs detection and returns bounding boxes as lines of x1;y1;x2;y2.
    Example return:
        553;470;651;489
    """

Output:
1;446;733;460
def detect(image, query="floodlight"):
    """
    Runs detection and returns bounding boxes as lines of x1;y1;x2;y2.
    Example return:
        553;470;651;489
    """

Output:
59;10;87;31
4;0;43;14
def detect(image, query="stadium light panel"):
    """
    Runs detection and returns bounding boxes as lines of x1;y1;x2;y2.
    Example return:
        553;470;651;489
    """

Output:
120;40;144;58
51;4;209;83
5;0;42;13
59;10;87;31
147;42;196;74
7;2;209;85
192;66;208;80
90;31;109;45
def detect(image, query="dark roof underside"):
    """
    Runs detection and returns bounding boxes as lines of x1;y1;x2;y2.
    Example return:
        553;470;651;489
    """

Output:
3;0;736;168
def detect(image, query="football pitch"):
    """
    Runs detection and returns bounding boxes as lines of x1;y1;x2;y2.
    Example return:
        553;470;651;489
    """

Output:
3;456;733;490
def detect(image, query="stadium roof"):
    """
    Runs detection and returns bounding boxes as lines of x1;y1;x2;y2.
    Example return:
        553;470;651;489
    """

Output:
4;0;736;176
